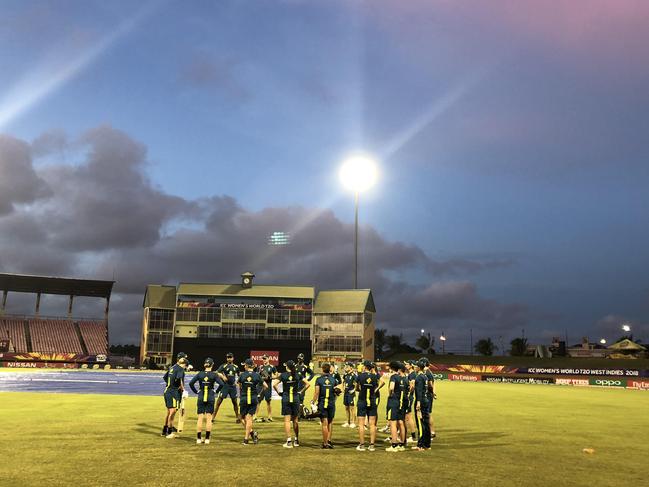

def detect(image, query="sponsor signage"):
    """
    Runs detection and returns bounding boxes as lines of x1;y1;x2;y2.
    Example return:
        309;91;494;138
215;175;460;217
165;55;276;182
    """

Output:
1;361;77;368
95;354;107;363
448;373;480;382
483;375;554;385
556;378;589;386
588;378;626;387
430;372;448;381
520;367;644;377
627;380;649;390
250;350;279;366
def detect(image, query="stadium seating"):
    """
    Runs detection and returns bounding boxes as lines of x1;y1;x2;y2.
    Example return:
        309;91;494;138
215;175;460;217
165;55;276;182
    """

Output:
29;319;84;353
0;317;28;352
78;321;108;355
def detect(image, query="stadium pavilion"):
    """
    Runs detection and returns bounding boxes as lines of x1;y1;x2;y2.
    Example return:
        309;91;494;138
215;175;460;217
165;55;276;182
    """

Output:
141;273;375;367
0;273;112;365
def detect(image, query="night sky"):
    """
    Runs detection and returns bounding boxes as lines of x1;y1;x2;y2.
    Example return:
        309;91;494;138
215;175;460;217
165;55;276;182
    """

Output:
1;0;648;348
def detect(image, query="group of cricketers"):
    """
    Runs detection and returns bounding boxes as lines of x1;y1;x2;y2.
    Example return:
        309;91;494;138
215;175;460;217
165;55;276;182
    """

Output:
161;351;436;451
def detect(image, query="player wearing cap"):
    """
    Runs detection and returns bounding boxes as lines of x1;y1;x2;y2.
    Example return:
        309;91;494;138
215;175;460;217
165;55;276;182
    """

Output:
311;362;338;449
413;360;433;450
213;352;240;422
161;352;188;438
189;357;219;444
238;358;266;445
255;354;278;422
341;362;357;428
273;359;310;448
355;360;381;451
295;353;314;413
385;361;408;452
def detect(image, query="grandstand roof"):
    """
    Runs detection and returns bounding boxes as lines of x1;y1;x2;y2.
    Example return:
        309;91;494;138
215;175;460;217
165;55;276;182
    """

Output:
143;285;177;309
0;273;114;299
313;289;376;313
176;283;314;300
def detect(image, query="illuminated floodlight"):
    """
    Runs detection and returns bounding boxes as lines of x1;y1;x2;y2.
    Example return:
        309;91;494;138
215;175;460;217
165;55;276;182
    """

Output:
339;154;378;193
439;335;446;341
600;339;606;345
420;329;425;335
267;231;291;246
622;324;631;333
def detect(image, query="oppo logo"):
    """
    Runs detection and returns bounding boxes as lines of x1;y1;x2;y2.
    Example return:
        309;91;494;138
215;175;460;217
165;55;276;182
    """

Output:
594;379;622;386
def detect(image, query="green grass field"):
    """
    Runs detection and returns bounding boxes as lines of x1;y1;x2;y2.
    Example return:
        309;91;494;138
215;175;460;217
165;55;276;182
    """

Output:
2;382;648;487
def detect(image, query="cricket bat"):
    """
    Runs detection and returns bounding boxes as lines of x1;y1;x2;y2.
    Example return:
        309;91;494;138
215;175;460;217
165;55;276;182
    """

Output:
177;396;186;433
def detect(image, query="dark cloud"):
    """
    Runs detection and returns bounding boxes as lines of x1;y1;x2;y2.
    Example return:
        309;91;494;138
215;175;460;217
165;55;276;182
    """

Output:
31;129;68;158
0;135;51;215
0;126;529;343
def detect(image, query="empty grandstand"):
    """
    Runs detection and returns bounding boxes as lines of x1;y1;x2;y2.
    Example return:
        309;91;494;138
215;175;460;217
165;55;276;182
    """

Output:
0;273;114;366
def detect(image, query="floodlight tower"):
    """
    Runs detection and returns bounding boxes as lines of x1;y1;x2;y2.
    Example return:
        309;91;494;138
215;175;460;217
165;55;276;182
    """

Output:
339;154;378;289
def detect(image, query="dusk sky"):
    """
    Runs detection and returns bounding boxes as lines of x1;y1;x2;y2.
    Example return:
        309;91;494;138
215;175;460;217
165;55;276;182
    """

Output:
1;0;648;348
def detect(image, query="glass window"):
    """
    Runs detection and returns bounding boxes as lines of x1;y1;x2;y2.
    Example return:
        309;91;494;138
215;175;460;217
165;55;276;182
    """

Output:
268;309;289;324
222;308;245;320
244;308;267;320
290;310;312;324
313;335;362;353
176;307;198;321
198;307;221;322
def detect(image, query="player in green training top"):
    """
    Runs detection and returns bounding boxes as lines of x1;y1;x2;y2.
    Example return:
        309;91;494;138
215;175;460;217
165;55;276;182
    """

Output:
255;354;278;422
312;362;338;449
189;357;219;445
213;352;240;422
341;362;357;428
161;353;188;438
238;358;266;445
273;359;310;448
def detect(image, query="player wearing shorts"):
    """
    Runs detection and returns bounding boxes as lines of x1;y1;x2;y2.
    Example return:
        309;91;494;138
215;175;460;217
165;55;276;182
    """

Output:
311;362;337;449
189;357;218;444
273;360;310;448
295;353;314;412
238;358;266;445
255;355;277;422
213;352;240;422
341;362;357;428
385;362;408;452
161;352;188;438
355;360;380;451
405;361;418;444
413;360;433;451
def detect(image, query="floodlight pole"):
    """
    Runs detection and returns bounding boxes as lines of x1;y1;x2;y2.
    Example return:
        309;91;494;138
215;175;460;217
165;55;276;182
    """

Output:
354;191;359;289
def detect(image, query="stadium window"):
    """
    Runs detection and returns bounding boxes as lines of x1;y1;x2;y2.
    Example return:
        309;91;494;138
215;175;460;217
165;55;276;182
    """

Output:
244;308;267;320
222;308;245;320
290;310;312;324
198;307;221;322
176;307;198;321
267;309;289;324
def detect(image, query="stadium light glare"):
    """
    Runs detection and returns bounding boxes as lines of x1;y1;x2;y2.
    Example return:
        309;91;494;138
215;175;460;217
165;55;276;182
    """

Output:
600;338;606;345
339;154;378;194
420;329;425;335
622;324;631;333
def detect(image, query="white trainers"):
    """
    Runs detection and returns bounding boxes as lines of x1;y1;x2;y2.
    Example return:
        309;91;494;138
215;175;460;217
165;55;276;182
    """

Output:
368;444;376;452
349;423;357;429
204;439;210;445
166;433;175;439
196;438;202;444
293;438;300;447
383;437;392;442
356;444;365;451
385;446;399;452
342;422;349;428
406;437;415;444
283;440;293;449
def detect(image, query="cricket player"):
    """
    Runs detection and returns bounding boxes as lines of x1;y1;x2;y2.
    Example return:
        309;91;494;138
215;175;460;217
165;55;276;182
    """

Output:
189;357;219;444
213;352;240;422
255;354;277;422
273;360;310;448
413;359;433;450
341;362;357;428
295;353;314;413
355;360;380;451
238;358;266;445
385;361;408;452
420;357;437;439
311;362;337;449
405;360;418;444
161;352;188;438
